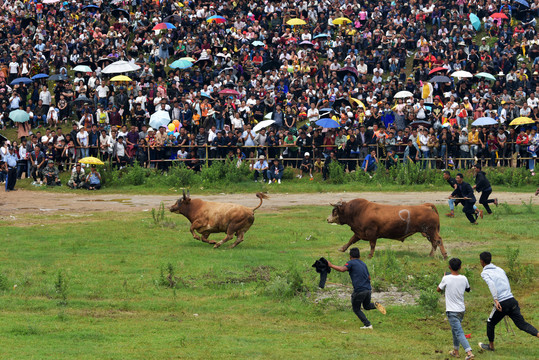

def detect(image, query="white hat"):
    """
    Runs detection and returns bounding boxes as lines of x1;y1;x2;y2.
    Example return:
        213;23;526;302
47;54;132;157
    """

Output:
463;96;469;100
462;127;468;132
305;152;310;157
41;136;48;142
259;155;265;159
147;127;154;132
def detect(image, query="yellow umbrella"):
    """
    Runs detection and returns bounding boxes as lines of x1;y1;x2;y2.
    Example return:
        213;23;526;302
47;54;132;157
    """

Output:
349;97;365;109
79;157;105;165
286;18;307;26
110;75;132;82
333;17;352;25
509;117;535;126
180;57;197;62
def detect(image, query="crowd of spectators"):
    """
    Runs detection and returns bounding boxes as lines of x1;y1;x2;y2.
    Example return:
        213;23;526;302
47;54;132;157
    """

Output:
1;0;539;189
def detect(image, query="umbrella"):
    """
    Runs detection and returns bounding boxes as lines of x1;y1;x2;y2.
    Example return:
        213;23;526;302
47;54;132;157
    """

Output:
252;41;265;47
429;67;448;75
253;120;275;133
219;67;237;75
10;77;33;86
170;59;193;69
263;112;273;120
73;65;92;73
316;118;340;128
97;58;114;67
490;13;508;19
299;41;314;46
261;60;281;72
149;110;171;129
207;15;226;24
333;98;351;109
110;75;132;82
43;0;61;3
219;89;240;96
286;18;306;26
194;58;212;66
76;60;97;70
349;97;366;108
475;72;496;81
313;33;330;39
79;157;105;165
102;61;141;74
410;120;432;128
31;74;49;80
73;96;94;104
469;13;481;31
337;66;359;79
509;117;534;126
153;23;176;31
333;17;352;25
451;70;473;78
111;8;130;19
430;75;452;83
82;5;100;10
394;91;414;99
515;0;530;7
472;117;498;126
179;57;197;62
48;74;68;81
319;108;333;113
9;109;30;123
164;14;182;23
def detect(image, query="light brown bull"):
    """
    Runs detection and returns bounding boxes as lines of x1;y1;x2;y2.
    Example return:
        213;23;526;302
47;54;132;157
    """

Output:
170;191;268;248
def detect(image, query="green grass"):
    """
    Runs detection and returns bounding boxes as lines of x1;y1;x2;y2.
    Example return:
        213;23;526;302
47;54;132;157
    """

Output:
0;204;537;359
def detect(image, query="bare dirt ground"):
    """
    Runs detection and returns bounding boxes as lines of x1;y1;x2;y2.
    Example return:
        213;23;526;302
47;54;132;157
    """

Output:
0;190;537;216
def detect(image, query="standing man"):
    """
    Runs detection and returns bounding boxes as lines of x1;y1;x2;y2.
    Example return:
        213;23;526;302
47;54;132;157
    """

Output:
452;173;478;225
472;164;497;215
327;248;386;329
478;252;539;352
443;171;481;218
3;146;18;191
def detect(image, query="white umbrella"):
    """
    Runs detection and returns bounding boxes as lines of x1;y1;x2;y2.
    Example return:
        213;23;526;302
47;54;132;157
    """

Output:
102;60;141;74
253;120;275;133
43;0;61;3
394;91;414;99
149;110;171;129
73;65;92;73
451;70;473;78
263;112;273;120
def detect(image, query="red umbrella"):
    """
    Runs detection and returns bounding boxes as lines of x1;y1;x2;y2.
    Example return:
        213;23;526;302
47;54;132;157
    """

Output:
219;89;240;96
490;13;508;19
429;67;448;75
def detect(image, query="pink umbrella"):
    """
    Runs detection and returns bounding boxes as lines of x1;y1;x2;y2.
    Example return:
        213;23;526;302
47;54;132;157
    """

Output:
219;89;240;96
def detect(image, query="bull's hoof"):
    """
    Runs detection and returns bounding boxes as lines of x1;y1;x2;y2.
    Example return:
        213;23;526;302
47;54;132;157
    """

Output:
208;240;217;244
338;247;346;252
213;243;222;249
367;254;374;259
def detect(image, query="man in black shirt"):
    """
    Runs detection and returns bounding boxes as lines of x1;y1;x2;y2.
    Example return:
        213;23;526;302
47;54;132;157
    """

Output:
452;173;478;225
443;170;481;218
473;164;497;215
328;248;386;329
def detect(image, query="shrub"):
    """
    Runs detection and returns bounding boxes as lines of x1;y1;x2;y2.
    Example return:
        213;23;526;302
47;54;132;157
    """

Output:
327;161;346;184
159;263;178;288
505;246;535;284
55;271;68;306
167;163;197;187
264;265;308;299
418;289;439;314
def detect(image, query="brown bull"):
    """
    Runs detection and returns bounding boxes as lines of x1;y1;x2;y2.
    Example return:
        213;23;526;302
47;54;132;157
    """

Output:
327;199;447;259
170;191;268;248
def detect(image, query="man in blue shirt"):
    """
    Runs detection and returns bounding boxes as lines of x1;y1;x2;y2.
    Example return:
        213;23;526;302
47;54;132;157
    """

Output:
3;146;18;192
328;248;386;329
478;252;538;352
362;150;378;173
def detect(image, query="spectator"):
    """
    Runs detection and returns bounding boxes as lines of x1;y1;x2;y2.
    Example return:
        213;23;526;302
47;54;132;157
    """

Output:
267;158;284;184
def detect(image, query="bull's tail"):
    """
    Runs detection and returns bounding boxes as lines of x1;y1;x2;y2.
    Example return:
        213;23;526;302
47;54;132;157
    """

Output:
425;203;438;215
253;192;269;212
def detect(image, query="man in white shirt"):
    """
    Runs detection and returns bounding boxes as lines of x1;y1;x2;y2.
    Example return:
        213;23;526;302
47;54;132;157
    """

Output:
307;103;320;123
437;258;474;360
527;93;538;109
96;82;109;108
252;155;268;182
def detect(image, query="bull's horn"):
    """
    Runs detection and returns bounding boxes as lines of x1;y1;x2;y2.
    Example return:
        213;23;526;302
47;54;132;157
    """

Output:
330;201;343;207
182;189;186;199
186;190;190;199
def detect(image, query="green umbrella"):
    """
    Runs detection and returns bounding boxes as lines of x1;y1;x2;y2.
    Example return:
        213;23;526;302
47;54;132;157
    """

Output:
475;72;496;81
9;109;30;123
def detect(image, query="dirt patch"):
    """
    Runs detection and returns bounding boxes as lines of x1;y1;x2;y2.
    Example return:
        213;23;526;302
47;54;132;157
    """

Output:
1;190;536;216
315;283;417;306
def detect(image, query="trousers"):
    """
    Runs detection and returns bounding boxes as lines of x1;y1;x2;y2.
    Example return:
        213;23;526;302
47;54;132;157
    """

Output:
447;311;472;352
479;188;495;214
487;297;538;342
351;290;376;326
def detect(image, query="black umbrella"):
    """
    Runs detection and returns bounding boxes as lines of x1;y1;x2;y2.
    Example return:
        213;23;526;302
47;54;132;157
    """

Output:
261;60;281;72
111;8;130;19
97;57;114;67
409;120;432;128
164;14;182;23
48;74;69;82
429;75;452;83
73;96;94;104
333;98;351;109
21;18;38;28
194;58;212;66
337;66;359;79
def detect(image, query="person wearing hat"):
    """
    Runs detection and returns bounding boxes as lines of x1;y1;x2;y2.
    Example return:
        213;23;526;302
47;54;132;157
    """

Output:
42;160;61;186
3;145;18;192
298;152;314;180
68;163;86;189
267;158;284;184
253;155;268;182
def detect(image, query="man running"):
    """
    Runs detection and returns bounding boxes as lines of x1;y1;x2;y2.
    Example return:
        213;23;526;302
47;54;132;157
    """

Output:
452;173;479;225
327;248;386;329
472;164;497;215
443;171;481;218
478;252;539;352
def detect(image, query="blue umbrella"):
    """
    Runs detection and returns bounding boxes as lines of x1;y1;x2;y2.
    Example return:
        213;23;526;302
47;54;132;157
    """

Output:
31;73;49;80
10;77;33;85
472;117;498;126
515;0;529;7
252;41;265;47
149;110;171;129
469;13;481;31
170;59;193;69
82;5;100;10
316;118;340;128
9;109;30;123
314;33;330;39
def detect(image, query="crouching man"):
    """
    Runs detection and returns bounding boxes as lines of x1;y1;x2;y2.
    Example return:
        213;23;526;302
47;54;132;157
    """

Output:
68;163;86;189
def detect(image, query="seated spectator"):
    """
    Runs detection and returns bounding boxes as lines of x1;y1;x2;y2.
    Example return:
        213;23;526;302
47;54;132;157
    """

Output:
68;163;86;189
42;160;61;186
253;155;269;182
267;158;284;184
362;150;378;173
314;157;324;174
298;152;314;180
84;165;102;190
322;151;338;181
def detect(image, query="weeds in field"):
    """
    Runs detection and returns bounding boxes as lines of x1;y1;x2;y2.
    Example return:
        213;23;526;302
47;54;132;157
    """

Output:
54;271;68;306
505;246;535;284
264;265;309;299
159;263;178;288
0;273;9;291
521;198;536;214
151;202;176;228
370;250;406;291
418;289;440;314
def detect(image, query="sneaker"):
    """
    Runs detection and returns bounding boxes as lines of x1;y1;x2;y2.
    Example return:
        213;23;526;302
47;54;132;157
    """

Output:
445;213;455;218
296;174;301;178
494;198;498;207
448;350;460;358
464;355;474;360
479;210;483;219
360;325;373;330
277;179;281;184
31;181;36;185
268;180;272;185
254;180;258;182
375;302;386;315
298;175;302;179
478;343;493;352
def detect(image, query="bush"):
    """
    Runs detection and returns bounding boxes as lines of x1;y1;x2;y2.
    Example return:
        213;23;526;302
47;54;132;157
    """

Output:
505;246;535;284
418;289;439;314
167;163;197;187
327;161;346;184
264;265;308;299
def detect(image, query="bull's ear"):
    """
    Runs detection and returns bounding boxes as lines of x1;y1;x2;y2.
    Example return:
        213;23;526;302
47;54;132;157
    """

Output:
186;190;190;199
182;189;186;200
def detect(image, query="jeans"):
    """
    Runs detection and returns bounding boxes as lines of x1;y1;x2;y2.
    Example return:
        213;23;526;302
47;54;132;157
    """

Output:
253;170;266;181
448;199;478;212
422;150;430;169
80;147;89;158
447;312;472;352
487;297;538;342
33;115;47;127
215;117;224;130
351;290;376;326
529;152;537;171
266;170;282;181
469;145;479;159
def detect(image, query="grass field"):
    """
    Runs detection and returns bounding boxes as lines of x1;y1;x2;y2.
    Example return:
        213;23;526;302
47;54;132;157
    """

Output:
0;204;537;359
